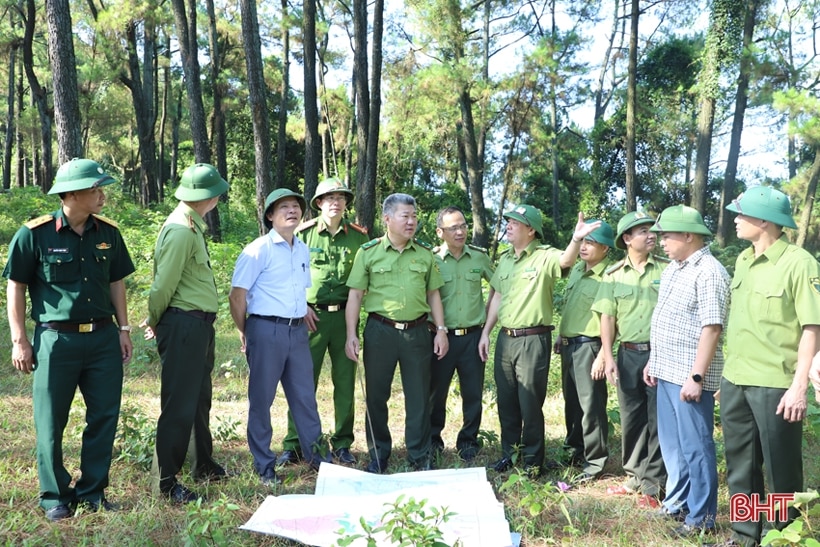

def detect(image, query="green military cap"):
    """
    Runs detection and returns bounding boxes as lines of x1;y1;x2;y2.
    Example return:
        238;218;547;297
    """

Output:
585;219;615;248
263;188;307;229
503;204;544;239
310;177;354;210
650;204;711;236
615;211;655;249
175;163;230;201
48;158;115;195
725;186;797;229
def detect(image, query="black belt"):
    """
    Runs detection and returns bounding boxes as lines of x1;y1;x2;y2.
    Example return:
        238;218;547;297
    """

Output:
369;313;427;331
562;335;601;346
250;314;304;326
427;323;483;336
38;317;113;333
311;301;347;312
621;341;651;351
167;306;217;324
500;325;554;338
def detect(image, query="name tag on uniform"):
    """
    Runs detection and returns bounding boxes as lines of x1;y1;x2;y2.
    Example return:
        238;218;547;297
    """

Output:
48;248;69;253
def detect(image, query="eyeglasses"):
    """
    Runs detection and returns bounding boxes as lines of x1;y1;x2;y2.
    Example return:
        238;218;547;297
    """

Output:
439;223;468;233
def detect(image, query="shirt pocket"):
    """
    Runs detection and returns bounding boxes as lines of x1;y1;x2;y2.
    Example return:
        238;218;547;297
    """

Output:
751;284;787;323
193;247;213;282
370;263;393;291
43;253;80;283
614;284;635;301
465;271;482;291
519;268;540;293
310;247;330;266
407;262;429;292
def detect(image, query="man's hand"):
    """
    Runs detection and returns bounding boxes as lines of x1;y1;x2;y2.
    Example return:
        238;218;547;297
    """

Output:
642;364;656;387
553;336;563;355
238;332;247;353
345;336;360;361
679;377;702;403
305;307;319;333
776;386;807;423
572;212;602;242
590;351;606;380
119;331;133;364
604;356;618;386
478;333;490;362
433;330;449;360
139;317;155;341
11;339;34;374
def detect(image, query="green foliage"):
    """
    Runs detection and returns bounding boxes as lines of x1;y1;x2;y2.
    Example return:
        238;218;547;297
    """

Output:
212;415;242;443
499;472;579;537
761;491;820;547
335;494;458;547
184;495;241;547
115;404;156;470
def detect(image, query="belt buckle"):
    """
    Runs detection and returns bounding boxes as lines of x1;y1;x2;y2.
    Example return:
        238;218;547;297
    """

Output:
454;328;467;336
79;323;93;333
395;321;407;330
561;337;569;345
327;304;340;312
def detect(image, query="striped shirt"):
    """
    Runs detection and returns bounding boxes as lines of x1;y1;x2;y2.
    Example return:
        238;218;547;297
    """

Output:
647;246;730;391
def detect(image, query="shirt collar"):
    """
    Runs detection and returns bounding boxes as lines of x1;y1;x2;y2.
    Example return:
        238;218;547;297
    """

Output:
754;234;789;265
316;217;348;235
439;243;471;260
676;245;710;268
176;202;208;232
54;208;96;232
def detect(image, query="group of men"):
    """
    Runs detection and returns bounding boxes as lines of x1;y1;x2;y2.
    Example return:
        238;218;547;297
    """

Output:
5;158;820;547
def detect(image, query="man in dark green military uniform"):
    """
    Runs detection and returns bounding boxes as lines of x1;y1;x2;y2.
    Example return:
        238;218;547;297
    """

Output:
144;163;230;504
555;220;614;481
591;211;668;510
723;187;820;546
345;193;448;473
279;178;369;466
430;206;494;462
4;158;135;521
478;206;599;475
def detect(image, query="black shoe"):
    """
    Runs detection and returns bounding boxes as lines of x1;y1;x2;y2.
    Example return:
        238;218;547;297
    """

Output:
276;450;301;466
333;448;357;465
44;504;74;522
671;523;715;539
365;459;388;474
491;457;513;472
77;498;120;513
260;468;282;487
194;465;233;482
458;446;479;462
163;483;203;505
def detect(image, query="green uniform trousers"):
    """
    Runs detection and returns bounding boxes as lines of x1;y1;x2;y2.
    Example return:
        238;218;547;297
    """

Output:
721;378;803;546
617;346;665;496
32;324;123;510
151;310;221;492
283;308;356;452
430;329;485;453
362;317;432;467
494;330;550;468
561;339;608;476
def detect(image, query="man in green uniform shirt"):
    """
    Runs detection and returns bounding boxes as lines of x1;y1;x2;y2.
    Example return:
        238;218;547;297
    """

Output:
345;193;449;473
4;158;135;521
555;220;614;482
143;163;230;504
430;206;494;462
592;211;668;509
722;187;820;546
478;206;599;475
279;178;369;466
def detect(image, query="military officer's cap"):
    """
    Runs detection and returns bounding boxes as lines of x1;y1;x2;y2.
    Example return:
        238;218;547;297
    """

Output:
263;188;307;229
503;204;544;239
650;204;711;236
311;178;354;210
615;211;656;249
175;163;230;202
725;186;797;229
48;158;115;195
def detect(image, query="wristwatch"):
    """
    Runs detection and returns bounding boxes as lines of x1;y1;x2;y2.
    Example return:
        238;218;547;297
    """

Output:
691;373;703;383
119;325;133;333
436;325;449;334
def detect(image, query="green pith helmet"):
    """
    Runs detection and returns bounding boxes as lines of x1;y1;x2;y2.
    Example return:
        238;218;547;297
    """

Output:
503;204;544;239
263;188;306;229
615;211;655;250
725;186;797;229
585;220;615;248
310;178;354;210
650;204;712;236
48;158;115;195
175;163;230;202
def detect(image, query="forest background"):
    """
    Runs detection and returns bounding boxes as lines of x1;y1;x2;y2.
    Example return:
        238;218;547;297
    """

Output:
1;0;820;545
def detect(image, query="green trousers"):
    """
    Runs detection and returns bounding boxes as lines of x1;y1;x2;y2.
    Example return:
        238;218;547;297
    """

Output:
362;317;432;467
494;330;550;468
32;324;123;510
283;308;356;452
561;339;608;476
721;378;803;546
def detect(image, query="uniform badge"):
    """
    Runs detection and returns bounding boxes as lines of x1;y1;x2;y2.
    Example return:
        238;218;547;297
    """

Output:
96;242;112;250
811;277;820;295
48;247;69;253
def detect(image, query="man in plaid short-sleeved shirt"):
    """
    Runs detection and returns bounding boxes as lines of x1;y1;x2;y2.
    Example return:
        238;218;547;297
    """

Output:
644;205;730;539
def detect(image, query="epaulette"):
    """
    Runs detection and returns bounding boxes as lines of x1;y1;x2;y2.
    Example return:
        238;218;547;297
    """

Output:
348;222;368;235
536;244;555;251
361;237;381;250
296;218;319;233
653;254;671;263
467;243;488;253
432;245;442;254
92;214;119;228
414;238;433;250
605;259;626;275
24;214;54;230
